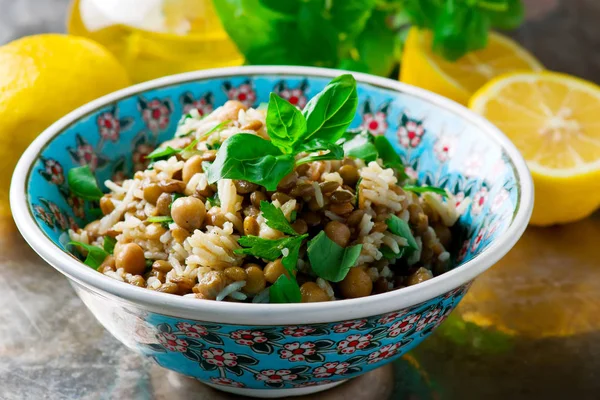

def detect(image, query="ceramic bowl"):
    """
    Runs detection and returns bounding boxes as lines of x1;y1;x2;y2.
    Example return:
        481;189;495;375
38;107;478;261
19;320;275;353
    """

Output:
10;66;533;398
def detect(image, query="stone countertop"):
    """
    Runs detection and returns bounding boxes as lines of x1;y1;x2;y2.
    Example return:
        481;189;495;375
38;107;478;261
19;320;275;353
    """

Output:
1;0;600;399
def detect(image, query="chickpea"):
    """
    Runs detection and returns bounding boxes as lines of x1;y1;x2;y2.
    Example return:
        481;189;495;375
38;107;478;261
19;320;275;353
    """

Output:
300;282;330;303
234;180;258;194
243;264;266;295
339;165;360;186
115;243;146;275
155;192;172;216
243;216;260;236
143;183;163;204
171;196;206;231
224;266;247;282
277;171;298;191
100;195;115;215
291;219;308;235
405;267;433;286
325;221;351;247
339;267;373;299
250;191;267;208
194;271;226;299
264;259;292;284
182;155;203;183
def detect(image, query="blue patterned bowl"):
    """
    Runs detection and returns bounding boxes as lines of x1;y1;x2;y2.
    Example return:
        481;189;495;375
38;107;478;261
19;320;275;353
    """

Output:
10;66;532;398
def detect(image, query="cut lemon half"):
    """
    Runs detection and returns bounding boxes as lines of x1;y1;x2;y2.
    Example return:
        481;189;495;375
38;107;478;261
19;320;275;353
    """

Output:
400;28;543;105
470;71;600;226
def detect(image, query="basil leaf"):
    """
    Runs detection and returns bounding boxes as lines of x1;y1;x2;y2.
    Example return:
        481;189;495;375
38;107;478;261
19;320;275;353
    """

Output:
260;201;298;236
433;4;490;61
486;0;524;30
68;241;109;270
386;215;418;251
302;74;359;143
67;165;104;201
259;0;301;15
267;93;307;153
206;134;295;191
103;236;117;254
380;245;407;260
307;231;363;282
295;139;345;165
403;185;448;197
269;274;302;304
235;234;308;261
374;136;404;171
147;216;174;224
342;131;378;162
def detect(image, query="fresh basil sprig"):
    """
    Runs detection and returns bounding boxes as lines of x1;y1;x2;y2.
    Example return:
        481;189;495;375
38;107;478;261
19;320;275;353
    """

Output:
69;241;109;270
340;130;406;175
207;76;356;190
307;231;363;282
103;236;117;254
67;165;104;201
386;215;419;251
270;274;302;304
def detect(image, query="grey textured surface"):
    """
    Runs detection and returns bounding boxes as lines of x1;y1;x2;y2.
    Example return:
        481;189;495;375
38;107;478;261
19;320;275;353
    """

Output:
1;1;600;400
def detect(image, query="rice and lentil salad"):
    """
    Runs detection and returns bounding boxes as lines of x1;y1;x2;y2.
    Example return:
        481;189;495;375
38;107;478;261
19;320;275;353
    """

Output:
67;75;467;304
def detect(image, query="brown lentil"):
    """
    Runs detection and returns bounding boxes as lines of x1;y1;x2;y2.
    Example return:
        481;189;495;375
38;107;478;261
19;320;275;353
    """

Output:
243;264;266;295
339;165;360;186
271;192;292;204
182;155;204;183
83;220;101;237
143;183;163;204
170;276;195;293
372;221;388;233
277;171;298;191
155;192;172;216
433;223;452;248
250;191;267;208
159;179;186;193
243;216;260;236
241;120;263;131
302;211;321;227
406;267;433;286
194;271;226;299
201;150;217;162
171;226;190;243
100;195;115;215
295;163;310;176
99;255;116;272
243;205;260;217
156;282;179;294
152;260;173;273
127;275;146;287
300;282;330;303
234;180;258;194
224;266;247;282
328;201;354;216
264;259;290;284
290;183;315;198
205;208;226;228
325;221;351;247
330;190;354;204
146;223;167;240
291;219;308;235
115;243;146;275
319;181;340;194
346;209;366;226
339;267;373;298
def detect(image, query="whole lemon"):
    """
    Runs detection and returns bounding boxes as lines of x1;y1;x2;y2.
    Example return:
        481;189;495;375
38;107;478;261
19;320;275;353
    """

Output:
1;34;130;217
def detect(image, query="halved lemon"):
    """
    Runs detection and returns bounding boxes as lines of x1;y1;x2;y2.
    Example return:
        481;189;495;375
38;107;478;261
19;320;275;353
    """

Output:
470;71;600;226
400;28;543;105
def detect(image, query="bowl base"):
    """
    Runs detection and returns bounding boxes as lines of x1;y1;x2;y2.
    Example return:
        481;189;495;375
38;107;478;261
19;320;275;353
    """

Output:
203;380;347;398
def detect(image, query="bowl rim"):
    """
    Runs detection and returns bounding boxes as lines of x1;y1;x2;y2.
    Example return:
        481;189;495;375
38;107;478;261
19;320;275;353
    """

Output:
10;65;533;325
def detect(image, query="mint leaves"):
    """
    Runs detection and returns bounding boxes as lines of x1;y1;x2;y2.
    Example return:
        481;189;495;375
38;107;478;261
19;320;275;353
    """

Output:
67;165;104;201
307;231;363;282
206;75;356;191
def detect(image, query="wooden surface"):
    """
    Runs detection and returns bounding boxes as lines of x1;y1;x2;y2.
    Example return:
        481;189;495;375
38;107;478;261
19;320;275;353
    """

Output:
1;0;600;399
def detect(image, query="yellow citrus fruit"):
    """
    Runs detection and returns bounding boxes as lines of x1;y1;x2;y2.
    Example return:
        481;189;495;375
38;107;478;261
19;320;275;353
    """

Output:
1;34;130;217
470;71;600;226
67;0;244;83
400;27;543;105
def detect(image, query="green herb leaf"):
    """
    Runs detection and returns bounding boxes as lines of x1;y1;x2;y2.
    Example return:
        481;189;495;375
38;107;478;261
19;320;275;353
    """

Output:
307;231;363;282
386;215;418;251
146;146;180;160
199;120;232;140
341;131;378;162
147;216;174;224
486;0;524;30
269;274;302;303
68;241;109;270
290;210;297;223
206;193;221;208
67;165;104;201
374;135;405;171
295;139;345;165
380;245;407;260
103;236;116;254
260;201;298;236
403;185;448;197
267;93;307;153
303;74;359;143
281;234;306;273
433;3;490;61
89;207;103;219
206;134;295;191
235;234;308;261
